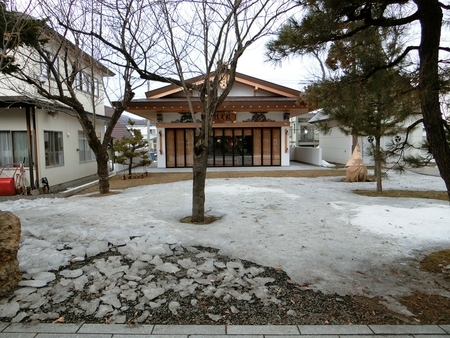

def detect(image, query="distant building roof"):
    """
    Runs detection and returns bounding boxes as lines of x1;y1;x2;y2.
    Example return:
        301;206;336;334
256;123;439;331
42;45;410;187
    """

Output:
308;109;330;124
104;106;132;140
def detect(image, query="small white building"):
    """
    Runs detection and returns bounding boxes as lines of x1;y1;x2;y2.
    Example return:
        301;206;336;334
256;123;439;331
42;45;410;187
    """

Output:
307;110;426;166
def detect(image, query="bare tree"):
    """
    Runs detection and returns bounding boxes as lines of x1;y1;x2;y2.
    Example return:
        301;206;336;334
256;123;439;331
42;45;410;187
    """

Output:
74;0;297;222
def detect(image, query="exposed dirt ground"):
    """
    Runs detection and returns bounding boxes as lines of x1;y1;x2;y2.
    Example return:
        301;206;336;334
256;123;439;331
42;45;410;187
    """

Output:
77;169;346;195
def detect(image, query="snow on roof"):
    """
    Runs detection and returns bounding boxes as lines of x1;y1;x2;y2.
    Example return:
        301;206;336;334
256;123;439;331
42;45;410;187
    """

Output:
307;109;330;123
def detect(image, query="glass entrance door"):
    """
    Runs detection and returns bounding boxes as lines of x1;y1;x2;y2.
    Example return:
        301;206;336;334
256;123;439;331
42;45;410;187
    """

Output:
208;127;280;167
165;127;281;168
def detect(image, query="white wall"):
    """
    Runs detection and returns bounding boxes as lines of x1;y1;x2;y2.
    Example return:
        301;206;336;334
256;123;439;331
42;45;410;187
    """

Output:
317;117;426;165
319;128;352;164
290;147;322;166
34;109;99;188
156;128;166;168
281;126;290;166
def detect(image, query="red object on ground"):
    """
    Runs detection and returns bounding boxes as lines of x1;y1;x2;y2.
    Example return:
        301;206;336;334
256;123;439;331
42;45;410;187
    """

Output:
0;177;16;195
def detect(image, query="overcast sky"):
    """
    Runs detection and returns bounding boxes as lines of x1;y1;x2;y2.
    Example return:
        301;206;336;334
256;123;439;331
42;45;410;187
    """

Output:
128;37;318;103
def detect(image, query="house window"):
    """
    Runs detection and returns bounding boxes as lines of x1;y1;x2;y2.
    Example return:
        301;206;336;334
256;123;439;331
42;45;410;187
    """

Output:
40;51;59;80
94;78;100;97
44;131;64;166
0;131;28;166
76;72;100;97
78;131;95;162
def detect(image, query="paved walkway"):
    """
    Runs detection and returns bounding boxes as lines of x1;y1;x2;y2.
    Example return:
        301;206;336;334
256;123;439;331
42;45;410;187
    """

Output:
0;324;449;338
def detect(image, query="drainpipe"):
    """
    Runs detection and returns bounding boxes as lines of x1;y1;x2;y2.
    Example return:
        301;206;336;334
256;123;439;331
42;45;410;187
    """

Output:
25;107;35;189
32;106;40;190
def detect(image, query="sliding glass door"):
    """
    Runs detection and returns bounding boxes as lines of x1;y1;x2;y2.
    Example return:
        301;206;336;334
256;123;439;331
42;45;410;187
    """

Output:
165;127;281;168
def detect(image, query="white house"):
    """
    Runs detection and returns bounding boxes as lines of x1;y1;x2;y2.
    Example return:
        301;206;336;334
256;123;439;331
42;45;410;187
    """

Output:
307;109;426;166
0;17;113;195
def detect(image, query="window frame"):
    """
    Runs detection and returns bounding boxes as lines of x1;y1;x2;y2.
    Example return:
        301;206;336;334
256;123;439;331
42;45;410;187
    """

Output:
76;71;100;97
40;50;59;80
78;131;96;163
44;130;64;167
0;130;29;166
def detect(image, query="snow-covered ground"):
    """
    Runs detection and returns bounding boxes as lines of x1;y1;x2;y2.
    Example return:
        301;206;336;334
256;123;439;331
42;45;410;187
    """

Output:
1;170;449;298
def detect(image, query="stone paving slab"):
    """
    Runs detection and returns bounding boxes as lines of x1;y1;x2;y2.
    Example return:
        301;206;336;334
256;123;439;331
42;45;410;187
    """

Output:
3;323;81;333
114;335;186;338
152;325;226;335
1;324;450;336
266;336;339;338
191;335;264;338
336;336;411;338
227;325;299;335
369;325;448;335
36;334;111;338
78;324;154;334
0;334;37;338
298;325;373;335
441;326;450;334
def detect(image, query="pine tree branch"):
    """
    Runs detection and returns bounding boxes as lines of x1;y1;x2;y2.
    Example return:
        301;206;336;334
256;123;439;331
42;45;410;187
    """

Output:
350;45;419;81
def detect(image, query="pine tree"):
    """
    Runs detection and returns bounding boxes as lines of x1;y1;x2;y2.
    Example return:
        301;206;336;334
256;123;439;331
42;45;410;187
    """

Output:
267;0;450;200
113;120;151;176
301;27;418;191
0;3;47;74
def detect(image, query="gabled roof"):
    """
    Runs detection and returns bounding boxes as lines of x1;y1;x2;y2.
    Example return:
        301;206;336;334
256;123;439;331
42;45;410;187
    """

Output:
104;106;132;140
127;72;309;119
145;72;300;99
4;8;114;77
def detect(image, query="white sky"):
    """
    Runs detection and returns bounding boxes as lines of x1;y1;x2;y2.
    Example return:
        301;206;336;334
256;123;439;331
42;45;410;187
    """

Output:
130;37;318;101
236;39;318;91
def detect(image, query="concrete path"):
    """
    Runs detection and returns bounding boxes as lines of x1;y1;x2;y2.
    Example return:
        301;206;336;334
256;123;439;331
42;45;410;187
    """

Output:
0;324;449;338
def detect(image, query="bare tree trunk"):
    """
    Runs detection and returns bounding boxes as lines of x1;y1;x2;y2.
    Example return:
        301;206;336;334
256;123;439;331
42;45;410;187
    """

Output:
352;134;358;153
191;131;208;223
417;0;450;200
97;150;110;194
128;159;133;176
375;136;382;192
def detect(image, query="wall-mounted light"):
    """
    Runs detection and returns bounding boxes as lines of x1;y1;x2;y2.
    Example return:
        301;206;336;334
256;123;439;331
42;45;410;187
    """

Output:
48;111;58;120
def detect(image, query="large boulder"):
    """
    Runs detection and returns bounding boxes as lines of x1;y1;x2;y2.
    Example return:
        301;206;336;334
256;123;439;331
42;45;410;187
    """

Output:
0;211;22;296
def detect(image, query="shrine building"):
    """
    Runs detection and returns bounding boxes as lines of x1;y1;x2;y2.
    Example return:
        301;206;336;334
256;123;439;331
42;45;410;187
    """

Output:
126;72;309;168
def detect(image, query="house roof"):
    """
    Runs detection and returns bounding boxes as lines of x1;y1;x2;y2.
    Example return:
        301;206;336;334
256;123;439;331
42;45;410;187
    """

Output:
145;72;301;99
126;72;309;119
0;96;111;122
40;26;115;77
307;109;330;123
104;106;132;140
4;8;115;77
